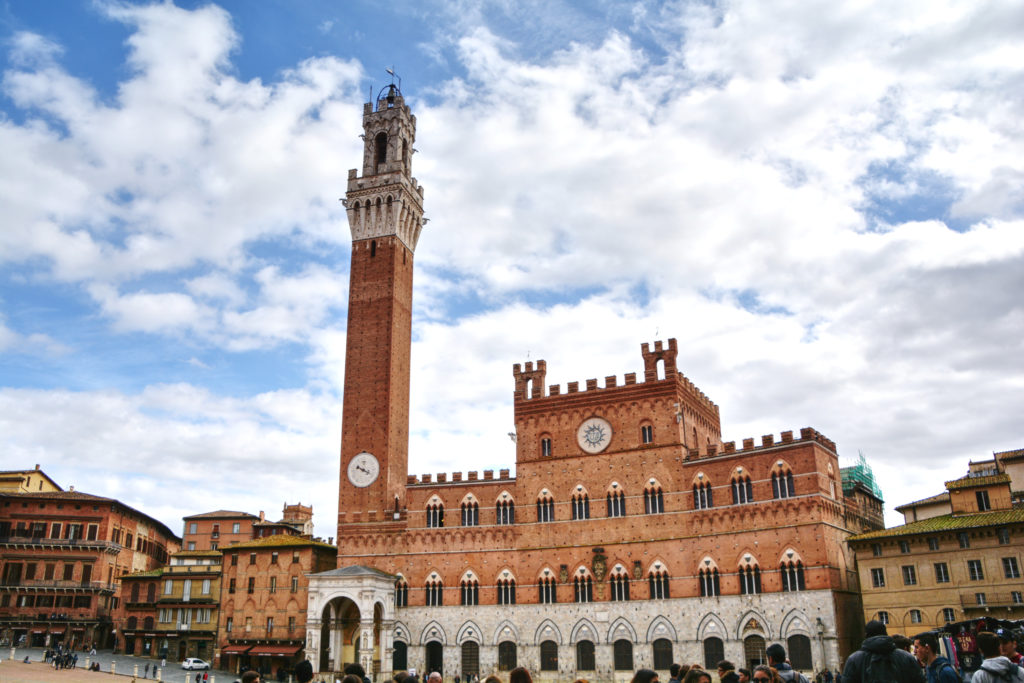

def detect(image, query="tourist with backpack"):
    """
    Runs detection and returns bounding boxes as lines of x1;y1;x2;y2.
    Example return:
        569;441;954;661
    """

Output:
766;643;810;683
970;632;1024;683
913;632;960;683
841;620;924;683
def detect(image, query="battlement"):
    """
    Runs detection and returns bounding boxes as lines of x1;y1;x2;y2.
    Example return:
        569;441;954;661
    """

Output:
513;360;547;399
641;338;678;381
407;469;515;486
512;339;719;414
716;427;836;457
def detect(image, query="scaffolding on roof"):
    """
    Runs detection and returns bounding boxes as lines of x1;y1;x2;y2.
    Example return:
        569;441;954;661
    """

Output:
840;451;884;500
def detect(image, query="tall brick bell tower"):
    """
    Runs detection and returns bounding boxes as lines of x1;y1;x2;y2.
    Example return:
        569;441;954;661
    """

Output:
337;84;424;560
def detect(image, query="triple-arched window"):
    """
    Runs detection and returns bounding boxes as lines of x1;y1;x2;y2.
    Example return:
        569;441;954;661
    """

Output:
607;487;626;517
537;493;555;523
425;576;444;606
644;483;664;514
496;499;515;525
699;566;720;596
461;499;479;526
497;575;516;605
739;564;761;594
648;568;670;599
460;574;479;605
732;473;754;504
574;571;594;603
426;502;444;528
693;477;713;509
772;469;796;499
781;560;806;591
609;567;630;601
572;490;591;520
538;573;557;604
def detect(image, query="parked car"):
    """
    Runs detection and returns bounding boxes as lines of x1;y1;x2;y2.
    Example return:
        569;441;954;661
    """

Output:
181;658;210;670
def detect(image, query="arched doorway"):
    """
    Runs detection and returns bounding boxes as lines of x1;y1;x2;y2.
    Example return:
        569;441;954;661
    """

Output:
393;642;408;671
461;642;479;678
744;635;766;670
321;597;361;672
425;641;443;675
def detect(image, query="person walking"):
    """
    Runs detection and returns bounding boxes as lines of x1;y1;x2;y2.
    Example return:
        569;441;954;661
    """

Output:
632;669;659;683
842;620;924;683
998;629;1023;666
717;661;740;683
913;632;959;683
970;632;1024;683
767;643;811;683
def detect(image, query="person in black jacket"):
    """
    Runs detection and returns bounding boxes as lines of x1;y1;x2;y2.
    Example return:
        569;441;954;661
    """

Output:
842;620;925;683
717;661;740;683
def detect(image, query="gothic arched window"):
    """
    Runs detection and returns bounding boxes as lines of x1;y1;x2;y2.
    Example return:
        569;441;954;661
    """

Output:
426;502;444;528
739;565;761;595
781;560;805;591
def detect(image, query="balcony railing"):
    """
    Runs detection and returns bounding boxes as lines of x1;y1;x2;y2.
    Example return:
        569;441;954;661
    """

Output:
0;579;118;592
0;536;121;552
961;591;1024;608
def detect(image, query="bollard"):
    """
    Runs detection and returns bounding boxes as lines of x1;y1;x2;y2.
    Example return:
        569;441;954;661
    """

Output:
211;677;215;683
136;664;140;677
112;662;117;676
158;668;162;681
86;657;91;669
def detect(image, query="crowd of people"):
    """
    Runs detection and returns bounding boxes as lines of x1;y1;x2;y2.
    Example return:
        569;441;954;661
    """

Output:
43;644;79;670
238;622;1022;683
838;620;1023;683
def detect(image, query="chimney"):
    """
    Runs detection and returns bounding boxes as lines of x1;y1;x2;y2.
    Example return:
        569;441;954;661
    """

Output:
259;510;265;522
35;464;41;470
69;486;75;492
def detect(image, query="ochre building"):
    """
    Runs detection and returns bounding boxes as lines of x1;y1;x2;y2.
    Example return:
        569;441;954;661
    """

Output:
306;86;882;682
848;450;1024;634
117;549;223;661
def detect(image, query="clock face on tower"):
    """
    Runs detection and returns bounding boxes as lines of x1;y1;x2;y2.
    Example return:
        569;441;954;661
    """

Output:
577;417;613;454
347;452;380;488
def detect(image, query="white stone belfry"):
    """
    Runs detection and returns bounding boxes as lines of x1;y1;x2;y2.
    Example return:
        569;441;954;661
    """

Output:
306;566;397;678
344;83;425;253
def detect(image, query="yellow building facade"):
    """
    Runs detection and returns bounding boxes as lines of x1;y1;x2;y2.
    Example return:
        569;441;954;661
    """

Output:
848;454;1024;635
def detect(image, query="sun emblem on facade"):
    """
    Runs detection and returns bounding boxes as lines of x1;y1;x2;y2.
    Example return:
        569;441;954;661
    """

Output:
577;417;612;453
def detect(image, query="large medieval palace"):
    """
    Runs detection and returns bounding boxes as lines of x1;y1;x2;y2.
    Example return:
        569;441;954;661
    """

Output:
304;85;883;681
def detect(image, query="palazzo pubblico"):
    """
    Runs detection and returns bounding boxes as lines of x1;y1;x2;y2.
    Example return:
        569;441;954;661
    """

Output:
305;85;883;681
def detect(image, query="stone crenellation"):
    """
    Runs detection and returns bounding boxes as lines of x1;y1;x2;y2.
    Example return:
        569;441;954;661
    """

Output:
721;427;836;455
408;469;515;486
513;339;719;415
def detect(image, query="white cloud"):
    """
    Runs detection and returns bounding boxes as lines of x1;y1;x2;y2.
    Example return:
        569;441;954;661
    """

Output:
0;0;1021;535
0;384;340;538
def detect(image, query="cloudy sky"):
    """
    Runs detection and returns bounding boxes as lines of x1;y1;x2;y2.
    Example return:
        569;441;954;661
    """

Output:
1;0;1022;540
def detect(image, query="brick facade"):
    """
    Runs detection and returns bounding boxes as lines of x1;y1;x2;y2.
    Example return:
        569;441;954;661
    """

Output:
0;488;179;650
312;87;882;682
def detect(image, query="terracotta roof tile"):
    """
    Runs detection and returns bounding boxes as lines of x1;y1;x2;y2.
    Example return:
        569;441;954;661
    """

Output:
848;508;1024;541
226;535;335;551
894;491;950;511
183;510;259;520
945;473;1011;490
